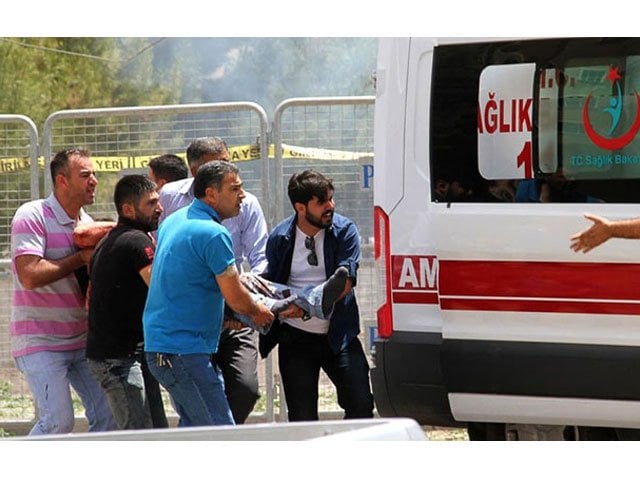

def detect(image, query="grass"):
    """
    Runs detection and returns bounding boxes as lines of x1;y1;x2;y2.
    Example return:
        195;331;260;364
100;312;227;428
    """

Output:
0;380;34;420
0;380;85;420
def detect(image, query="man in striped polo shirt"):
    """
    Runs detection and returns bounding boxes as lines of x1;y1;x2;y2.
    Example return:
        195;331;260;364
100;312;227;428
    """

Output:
10;148;115;435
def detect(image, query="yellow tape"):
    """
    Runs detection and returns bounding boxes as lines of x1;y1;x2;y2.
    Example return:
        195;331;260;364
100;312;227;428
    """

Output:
0;144;373;173
0;157;33;173
280;143;373;161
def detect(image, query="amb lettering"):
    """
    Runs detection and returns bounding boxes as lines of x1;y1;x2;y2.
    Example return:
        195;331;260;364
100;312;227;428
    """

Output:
393;255;438;290
477;92;532;134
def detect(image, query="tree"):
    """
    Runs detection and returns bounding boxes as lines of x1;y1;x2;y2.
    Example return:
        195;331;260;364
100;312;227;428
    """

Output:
0;38;178;129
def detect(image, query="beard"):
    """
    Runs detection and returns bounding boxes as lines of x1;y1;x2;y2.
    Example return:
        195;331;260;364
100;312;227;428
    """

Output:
305;209;333;229
132;208;160;232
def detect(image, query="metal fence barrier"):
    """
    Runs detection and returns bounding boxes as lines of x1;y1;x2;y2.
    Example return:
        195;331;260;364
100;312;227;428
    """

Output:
0;115;40;425
0;97;375;432
271;96;375;419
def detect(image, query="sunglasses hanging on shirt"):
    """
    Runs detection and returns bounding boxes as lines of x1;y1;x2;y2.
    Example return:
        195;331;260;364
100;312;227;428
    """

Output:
305;236;318;266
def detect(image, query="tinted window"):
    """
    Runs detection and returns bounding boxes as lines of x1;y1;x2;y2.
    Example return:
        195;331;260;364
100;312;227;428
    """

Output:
431;38;640;204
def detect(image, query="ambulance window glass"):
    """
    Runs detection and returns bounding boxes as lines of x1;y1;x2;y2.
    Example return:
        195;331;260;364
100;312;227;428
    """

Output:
434;39;640;204
551;55;640;203
561;58;640;181
432;42;532;203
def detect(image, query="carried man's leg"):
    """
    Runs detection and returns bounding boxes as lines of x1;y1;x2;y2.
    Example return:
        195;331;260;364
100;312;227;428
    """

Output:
231;267;349;333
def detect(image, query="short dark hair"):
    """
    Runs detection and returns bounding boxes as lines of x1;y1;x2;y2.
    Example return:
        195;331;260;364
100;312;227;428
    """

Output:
186;137;228;166
287;169;334;207
114;174;157;216
50;147;90;184
193;161;239;199
149;154;188;183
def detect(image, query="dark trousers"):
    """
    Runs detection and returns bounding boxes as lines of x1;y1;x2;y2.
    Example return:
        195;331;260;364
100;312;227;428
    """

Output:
278;323;374;421
211;327;260;424
140;356;169;428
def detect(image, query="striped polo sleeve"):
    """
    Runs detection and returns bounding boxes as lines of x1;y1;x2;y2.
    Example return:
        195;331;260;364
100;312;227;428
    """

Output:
10;196;92;358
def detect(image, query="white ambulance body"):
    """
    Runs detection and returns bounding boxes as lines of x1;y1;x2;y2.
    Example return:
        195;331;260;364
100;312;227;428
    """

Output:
371;37;640;436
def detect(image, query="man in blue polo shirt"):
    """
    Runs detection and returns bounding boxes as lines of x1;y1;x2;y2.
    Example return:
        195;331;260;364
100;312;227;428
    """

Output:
143;161;275;426
158;137;267;424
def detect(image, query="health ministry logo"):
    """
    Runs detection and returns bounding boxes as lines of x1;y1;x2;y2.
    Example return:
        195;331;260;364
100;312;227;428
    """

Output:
582;66;640;150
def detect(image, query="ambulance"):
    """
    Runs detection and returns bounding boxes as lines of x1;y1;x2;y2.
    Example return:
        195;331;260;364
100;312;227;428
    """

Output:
371;37;640;439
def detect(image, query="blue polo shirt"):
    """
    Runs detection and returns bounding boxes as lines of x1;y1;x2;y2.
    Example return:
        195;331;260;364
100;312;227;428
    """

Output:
143;199;235;354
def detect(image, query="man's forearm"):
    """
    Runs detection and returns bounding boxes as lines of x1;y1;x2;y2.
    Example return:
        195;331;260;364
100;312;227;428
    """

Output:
218;265;261;316
227;288;261;317
16;252;87;289
609;218;640;239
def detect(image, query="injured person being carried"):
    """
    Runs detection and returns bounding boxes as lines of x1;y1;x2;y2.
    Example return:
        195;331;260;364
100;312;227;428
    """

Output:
73;220;348;335
232;266;349;334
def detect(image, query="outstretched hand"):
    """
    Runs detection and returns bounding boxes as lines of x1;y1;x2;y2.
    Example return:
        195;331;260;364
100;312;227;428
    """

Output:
569;213;611;254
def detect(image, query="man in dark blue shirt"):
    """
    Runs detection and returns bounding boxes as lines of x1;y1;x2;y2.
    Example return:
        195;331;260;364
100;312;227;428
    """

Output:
259;169;374;421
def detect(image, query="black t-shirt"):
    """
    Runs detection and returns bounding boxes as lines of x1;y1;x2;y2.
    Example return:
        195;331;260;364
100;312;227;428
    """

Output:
86;221;155;359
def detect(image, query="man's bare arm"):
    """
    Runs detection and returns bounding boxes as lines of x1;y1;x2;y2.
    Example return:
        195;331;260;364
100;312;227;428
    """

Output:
570;213;640;253
138;264;152;286
15;250;92;290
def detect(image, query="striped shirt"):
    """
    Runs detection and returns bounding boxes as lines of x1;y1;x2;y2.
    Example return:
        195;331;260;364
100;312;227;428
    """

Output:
10;193;93;358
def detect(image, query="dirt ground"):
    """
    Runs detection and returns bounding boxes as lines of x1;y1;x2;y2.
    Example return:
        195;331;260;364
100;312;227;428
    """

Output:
424;426;469;441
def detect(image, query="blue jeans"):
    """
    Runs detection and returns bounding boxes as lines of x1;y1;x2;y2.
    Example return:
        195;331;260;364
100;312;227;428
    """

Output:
87;357;152;430
15;349;116;435
145;352;234;427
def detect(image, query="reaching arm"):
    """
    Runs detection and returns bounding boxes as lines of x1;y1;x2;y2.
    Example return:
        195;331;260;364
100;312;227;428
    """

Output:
570;213;640;253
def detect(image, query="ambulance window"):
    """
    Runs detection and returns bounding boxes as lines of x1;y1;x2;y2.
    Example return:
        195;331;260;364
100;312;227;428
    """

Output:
432;39;640;204
559;57;640;181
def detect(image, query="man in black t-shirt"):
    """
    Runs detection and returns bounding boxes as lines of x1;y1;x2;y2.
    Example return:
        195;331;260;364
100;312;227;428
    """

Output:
86;175;163;430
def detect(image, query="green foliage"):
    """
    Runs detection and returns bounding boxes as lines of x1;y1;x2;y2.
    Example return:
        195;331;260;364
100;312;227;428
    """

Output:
0;37;376;135
0;380;35;420
0;37;376;129
0;38;177;130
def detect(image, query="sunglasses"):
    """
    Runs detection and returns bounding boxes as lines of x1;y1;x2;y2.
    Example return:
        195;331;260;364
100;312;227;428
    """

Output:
305;236;318;266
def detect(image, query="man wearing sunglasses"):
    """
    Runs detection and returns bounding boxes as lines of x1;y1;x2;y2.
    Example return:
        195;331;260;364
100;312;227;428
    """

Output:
259;169;374;421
